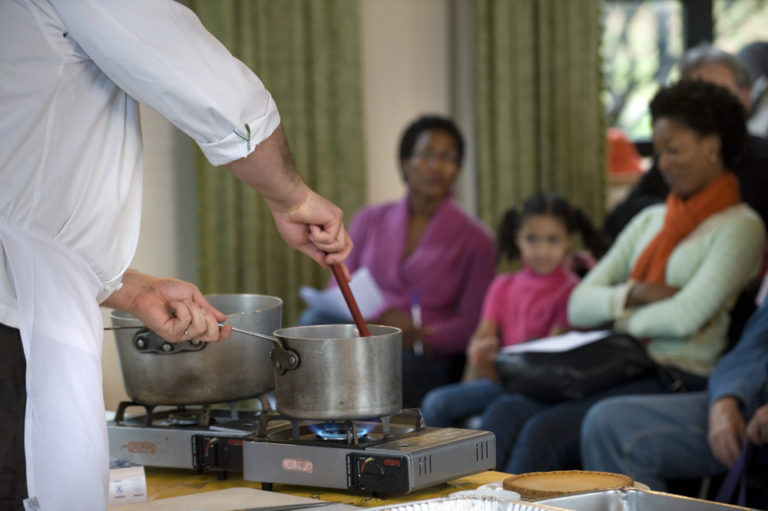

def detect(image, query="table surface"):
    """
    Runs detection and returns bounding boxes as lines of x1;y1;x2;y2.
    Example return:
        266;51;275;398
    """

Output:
143;468;510;507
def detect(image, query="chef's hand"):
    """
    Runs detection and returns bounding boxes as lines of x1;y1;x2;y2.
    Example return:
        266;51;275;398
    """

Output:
708;396;747;468
268;187;354;268
102;270;231;343
746;403;768;446
225;125;353;268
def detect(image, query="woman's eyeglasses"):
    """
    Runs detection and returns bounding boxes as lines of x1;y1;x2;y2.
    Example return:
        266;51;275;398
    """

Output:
411;150;460;165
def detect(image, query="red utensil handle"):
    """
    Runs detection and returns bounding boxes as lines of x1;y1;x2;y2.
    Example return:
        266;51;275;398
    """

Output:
331;264;371;337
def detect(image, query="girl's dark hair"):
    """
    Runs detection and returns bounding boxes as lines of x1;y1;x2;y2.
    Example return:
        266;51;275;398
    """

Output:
398;115;465;165
497;192;608;263
649;80;748;170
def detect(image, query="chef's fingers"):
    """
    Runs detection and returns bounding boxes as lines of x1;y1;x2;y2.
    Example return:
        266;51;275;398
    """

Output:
183;285;228;323
167;300;214;343
184;301;228;343
166;300;193;341
308;225;353;265
184;301;209;340
198;308;230;342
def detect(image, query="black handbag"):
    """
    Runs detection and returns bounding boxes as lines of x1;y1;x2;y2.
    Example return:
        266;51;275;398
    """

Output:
493;331;657;402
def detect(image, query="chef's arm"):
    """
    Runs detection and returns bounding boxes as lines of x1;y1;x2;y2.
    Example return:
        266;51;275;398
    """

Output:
225;125;353;269
102;269;230;343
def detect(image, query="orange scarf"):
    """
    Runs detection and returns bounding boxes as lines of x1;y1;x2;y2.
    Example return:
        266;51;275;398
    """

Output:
630;172;741;284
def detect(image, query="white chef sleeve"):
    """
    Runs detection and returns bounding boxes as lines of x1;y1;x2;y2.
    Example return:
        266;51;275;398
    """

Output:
49;0;281;165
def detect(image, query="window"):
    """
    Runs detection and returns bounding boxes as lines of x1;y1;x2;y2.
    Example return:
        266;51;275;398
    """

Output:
602;1;684;142
602;0;768;154
713;0;768;53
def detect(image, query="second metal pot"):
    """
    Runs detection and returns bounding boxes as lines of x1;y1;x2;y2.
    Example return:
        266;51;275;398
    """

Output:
270;324;402;420
111;294;282;405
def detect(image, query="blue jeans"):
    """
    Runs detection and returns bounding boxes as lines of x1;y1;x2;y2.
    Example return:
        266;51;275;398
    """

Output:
421;379;505;427
581;392;725;490
402;350;465;409
482;376;685;472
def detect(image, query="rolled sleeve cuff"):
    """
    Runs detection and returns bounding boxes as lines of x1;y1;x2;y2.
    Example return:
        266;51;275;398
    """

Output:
197;96;282;167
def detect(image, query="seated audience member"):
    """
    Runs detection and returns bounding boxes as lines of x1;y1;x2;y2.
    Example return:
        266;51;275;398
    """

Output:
481;80;766;474
739;41;768;138
300;115;496;408
581;290;768;496
604;44;768;241
421;193;606;427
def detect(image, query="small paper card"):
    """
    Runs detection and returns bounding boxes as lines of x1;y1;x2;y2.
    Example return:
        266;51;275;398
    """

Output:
108;457;147;506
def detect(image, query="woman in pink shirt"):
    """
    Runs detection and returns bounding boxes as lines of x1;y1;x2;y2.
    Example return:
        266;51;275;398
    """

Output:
299;116;496;407
421;192;606;425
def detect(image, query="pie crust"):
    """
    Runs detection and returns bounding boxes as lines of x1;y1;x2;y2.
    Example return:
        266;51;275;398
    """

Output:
502;470;634;499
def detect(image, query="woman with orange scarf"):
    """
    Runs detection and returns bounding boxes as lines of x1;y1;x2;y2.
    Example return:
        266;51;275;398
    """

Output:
482;81;766;474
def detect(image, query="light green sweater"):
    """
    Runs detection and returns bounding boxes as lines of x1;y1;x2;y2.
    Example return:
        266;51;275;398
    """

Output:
568;203;765;376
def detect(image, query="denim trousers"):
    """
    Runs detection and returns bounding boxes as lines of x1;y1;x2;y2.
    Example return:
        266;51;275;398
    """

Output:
581;391;725;490
420;378;506;427
481;375;687;473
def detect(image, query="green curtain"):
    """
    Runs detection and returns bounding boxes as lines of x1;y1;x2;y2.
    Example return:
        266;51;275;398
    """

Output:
474;0;606;227
187;1;365;325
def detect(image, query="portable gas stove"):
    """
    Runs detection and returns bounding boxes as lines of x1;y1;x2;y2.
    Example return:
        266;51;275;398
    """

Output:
107;396;281;474
108;402;496;495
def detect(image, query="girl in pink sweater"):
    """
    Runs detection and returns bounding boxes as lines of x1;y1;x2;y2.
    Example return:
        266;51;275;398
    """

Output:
421;192;605;426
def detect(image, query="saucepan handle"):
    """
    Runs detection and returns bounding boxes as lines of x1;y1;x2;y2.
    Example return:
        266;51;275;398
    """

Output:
220;324;300;374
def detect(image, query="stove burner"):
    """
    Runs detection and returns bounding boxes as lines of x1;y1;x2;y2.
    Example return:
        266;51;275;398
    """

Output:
112;398;273;429
167;410;208;426
309;420;376;441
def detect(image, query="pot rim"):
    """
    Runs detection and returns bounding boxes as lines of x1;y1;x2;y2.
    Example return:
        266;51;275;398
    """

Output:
110;293;284;322
274;323;401;341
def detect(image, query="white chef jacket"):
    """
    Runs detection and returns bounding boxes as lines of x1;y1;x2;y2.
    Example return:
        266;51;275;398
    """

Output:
0;0;281;327
0;0;281;508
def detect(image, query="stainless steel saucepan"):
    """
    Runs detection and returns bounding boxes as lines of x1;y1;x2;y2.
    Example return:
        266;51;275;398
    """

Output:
230;323;403;421
110;294;282;406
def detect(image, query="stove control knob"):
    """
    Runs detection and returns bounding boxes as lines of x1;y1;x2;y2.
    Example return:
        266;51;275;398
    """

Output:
358;457;384;485
349;454;407;493
162;343;173;353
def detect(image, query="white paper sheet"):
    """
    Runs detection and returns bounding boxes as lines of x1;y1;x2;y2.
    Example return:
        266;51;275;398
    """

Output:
499;330;612;353
299;267;384;320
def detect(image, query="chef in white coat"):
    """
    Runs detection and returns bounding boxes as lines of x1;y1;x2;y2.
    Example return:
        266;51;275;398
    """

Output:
0;1;353;509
